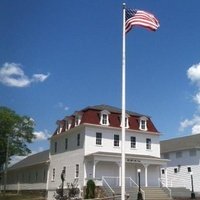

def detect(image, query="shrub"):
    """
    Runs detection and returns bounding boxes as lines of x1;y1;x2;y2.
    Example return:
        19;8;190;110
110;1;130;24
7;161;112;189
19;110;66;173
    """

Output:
85;180;96;199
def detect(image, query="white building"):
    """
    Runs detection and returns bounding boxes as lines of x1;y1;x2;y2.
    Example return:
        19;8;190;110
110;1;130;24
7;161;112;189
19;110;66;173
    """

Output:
0;150;49;195
160;134;200;193
0;104;168;199
47;104;167;199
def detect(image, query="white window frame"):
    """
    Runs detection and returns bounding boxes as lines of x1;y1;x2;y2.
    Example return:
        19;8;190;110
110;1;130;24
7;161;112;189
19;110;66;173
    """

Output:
65;119;72;131
130;136;136;148
52;168;55;181
96;132;102;145
54;141;57;153
100;110;110;125
114;134;120;147
65;138;68;150
77;133;80;146
146;138;151;150
75;164;79;178
74;112;83;127
120;114;130;128
139;116;148;131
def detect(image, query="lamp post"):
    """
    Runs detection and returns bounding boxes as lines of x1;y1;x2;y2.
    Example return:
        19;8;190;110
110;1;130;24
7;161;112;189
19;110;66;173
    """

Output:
190;172;195;199
137;169;143;200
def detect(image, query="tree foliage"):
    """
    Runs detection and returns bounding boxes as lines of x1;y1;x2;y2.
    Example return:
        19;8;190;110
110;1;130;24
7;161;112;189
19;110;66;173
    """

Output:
0;106;35;167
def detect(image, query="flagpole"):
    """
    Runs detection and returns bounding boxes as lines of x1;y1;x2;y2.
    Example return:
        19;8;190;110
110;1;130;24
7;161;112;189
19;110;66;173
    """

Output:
121;3;126;200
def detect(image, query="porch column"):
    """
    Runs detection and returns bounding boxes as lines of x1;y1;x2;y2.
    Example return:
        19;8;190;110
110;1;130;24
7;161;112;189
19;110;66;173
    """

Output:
83;161;86;186
117;161;121;187
143;164;149;187
165;167;168;187
93;160;99;179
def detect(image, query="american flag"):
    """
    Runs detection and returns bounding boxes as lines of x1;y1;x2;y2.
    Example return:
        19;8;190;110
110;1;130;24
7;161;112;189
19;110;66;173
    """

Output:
125;9;160;33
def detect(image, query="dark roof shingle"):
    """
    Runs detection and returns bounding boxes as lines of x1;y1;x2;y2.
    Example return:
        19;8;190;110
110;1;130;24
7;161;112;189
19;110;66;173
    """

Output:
9;150;49;171
160;134;200;153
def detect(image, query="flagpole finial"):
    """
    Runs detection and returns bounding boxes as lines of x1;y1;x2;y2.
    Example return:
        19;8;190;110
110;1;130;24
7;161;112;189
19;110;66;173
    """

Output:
123;3;126;9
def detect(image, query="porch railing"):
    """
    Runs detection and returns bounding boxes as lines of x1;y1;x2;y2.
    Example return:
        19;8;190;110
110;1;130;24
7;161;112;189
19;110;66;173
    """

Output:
158;178;172;199
102;176;146;200
102;176;115;195
129;177;145;200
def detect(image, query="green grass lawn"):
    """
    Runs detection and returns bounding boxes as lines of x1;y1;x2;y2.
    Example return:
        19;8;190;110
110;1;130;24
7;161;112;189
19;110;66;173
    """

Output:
0;193;45;200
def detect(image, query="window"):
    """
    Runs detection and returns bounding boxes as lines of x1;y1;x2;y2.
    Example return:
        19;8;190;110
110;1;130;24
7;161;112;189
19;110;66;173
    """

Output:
125;117;129;128
176;151;182;158
75;115;82;126
139;116;148;131
120;114;130;128
187;167;191;172
96;132;102;145
163;153;169;159
189;149;196;157
75;164;79;178
146;138;151;150
35;171;38;182
130;136;136;148
161;169;165;174
100;110;110;125
77;134;80;146
65;118;72;131
102;114;107;124
54;141;57;153
28;173;31;183
114;134;119;147
56;120;63;134
174;168;178;173
52;168;55;181
43;169;46;181
65;138;68;150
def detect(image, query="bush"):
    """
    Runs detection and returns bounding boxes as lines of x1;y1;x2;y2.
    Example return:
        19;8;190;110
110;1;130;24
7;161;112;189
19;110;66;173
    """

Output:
85;180;96;199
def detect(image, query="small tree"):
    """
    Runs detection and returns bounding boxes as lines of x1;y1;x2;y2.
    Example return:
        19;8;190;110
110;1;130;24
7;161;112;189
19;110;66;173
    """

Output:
85;179;96;199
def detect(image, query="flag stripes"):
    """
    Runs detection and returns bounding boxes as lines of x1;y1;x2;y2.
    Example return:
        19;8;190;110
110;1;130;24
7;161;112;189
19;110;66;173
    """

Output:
125;9;160;33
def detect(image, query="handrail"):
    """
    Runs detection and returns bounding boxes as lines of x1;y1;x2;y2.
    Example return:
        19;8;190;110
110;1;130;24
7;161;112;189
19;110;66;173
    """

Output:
102;176;115;195
158;178;172;199
129;177;145;200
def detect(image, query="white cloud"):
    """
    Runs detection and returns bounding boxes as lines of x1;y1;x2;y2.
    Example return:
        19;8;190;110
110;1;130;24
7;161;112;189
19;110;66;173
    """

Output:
56;102;69;111
193;92;200;105
179;114;200;134
9;147;45;166
9;155;27;167
33;130;51;141
180;62;200;135
187;63;200;85
0;62;50;87
191;124;200;134
32;73;50;82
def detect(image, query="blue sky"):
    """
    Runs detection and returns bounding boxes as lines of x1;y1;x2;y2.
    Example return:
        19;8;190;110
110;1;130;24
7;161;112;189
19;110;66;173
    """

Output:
1;0;200;157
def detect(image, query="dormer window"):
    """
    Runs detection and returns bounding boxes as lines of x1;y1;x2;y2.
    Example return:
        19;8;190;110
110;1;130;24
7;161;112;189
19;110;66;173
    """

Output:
139;116;148;131
74;112;83;127
64;117;72;131
120;114;130;128
56;120;63;134
100;110;110;125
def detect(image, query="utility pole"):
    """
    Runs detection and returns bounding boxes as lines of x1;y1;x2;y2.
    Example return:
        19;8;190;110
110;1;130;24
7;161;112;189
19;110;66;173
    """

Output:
3;136;9;195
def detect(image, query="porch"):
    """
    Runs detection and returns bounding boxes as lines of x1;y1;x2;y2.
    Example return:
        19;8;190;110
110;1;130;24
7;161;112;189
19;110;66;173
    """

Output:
84;152;168;187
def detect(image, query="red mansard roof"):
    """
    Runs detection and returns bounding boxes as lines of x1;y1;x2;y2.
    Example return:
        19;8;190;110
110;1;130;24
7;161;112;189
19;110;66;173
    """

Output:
53;104;159;136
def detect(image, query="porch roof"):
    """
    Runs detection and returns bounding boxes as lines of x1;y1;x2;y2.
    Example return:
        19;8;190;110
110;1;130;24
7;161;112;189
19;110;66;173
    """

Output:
85;151;168;165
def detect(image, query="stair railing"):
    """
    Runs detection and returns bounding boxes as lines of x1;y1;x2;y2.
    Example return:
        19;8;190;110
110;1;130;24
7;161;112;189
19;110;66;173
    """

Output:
102;176;115;195
129;177;145;200
158;178;172;199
